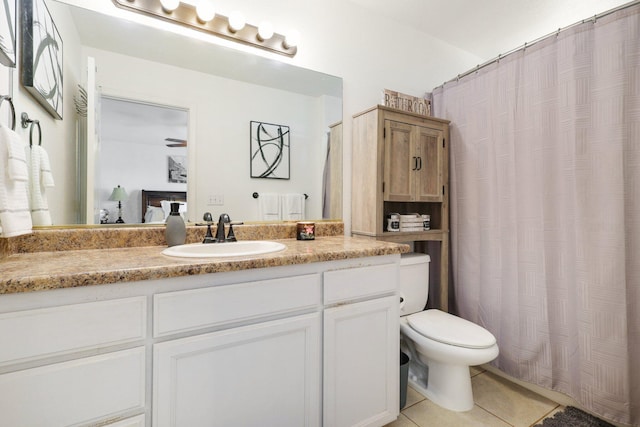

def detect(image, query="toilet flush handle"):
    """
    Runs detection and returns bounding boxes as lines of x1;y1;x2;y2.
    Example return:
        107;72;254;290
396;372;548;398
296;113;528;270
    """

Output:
399;292;406;311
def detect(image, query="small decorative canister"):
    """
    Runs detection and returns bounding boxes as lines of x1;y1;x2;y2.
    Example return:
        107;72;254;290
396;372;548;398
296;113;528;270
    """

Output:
422;214;431;231
296;222;315;240
387;213;400;232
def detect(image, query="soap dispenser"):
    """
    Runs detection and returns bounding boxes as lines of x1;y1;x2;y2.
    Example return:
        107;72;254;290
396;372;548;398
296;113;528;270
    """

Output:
165;202;186;247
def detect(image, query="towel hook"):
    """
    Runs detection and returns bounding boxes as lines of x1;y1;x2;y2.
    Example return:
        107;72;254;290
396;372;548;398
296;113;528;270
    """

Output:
0;95;16;130
21;112;41;147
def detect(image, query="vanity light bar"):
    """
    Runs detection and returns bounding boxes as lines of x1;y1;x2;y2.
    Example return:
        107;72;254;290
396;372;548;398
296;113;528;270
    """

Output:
111;0;298;57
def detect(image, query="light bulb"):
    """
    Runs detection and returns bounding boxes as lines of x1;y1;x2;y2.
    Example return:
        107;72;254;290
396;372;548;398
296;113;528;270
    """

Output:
196;1;215;22
283;29;300;48
159;0;180;12
228;11;246;32
257;21;274;41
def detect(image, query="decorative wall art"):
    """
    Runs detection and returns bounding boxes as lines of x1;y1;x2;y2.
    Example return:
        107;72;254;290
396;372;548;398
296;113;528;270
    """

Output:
250;121;290;179
0;0;16;67
21;0;63;119
168;155;187;183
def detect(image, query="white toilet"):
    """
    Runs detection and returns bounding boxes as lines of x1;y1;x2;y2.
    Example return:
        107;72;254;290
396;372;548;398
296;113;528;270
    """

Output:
399;253;499;412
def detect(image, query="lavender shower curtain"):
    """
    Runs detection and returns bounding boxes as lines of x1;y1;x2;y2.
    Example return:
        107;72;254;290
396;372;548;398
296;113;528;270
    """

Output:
433;4;640;425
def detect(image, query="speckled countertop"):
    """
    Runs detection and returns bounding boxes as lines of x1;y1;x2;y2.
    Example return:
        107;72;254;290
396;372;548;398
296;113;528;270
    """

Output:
0;223;409;295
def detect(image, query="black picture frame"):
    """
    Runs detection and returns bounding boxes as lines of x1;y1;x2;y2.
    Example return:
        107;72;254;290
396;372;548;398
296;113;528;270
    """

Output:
250;121;290;180
21;0;63;119
0;0;16;67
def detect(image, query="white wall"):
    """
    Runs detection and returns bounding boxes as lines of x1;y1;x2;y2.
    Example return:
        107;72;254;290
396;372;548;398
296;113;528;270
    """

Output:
86;47;332;222
5;0;629;230
1;2;82;225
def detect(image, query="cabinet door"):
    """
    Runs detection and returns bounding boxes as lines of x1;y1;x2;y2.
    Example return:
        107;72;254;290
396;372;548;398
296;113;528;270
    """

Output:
414;126;445;202
384;120;415;201
153;313;321;427
324;295;399;427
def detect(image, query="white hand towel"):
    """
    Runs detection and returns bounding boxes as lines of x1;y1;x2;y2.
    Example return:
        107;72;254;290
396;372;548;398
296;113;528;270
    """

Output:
39;146;55;188
0;126;32;237
2;126;29;182
27;145;53;226
259;193;282;221
281;193;305;221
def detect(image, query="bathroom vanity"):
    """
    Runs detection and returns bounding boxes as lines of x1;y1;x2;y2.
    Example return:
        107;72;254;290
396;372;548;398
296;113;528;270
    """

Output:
0;231;407;427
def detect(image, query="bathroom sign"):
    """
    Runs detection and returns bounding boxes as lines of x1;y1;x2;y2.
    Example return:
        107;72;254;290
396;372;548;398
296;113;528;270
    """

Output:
382;89;431;116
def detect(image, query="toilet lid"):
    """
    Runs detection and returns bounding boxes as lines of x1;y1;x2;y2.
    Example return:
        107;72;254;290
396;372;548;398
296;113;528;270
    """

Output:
407;309;497;349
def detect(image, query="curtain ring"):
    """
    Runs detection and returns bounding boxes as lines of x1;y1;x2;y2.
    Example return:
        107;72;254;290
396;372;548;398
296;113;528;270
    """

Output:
0;95;16;130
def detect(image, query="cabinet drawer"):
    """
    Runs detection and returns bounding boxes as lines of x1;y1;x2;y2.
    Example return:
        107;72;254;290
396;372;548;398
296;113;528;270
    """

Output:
154;273;321;337
0;347;146;427
0;296;147;365
324;263;398;305
107;414;145;426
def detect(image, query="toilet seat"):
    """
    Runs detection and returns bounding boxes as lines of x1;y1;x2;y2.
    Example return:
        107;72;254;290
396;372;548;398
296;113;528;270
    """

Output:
407;309;496;349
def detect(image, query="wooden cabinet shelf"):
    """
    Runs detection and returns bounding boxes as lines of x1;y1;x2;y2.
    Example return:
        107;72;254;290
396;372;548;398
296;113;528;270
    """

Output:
351;105;451;311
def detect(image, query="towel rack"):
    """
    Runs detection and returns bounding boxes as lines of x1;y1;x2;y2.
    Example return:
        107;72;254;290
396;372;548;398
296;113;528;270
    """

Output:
0;95;16;130
21;112;41;147
252;192;309;199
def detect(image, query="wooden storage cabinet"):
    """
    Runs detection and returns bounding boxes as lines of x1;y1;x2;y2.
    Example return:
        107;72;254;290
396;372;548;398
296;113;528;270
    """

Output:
384;120;445;203
352;105;450;310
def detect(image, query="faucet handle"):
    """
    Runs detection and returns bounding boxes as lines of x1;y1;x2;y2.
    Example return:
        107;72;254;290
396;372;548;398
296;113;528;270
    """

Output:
226;221;243;242
203;212;213;223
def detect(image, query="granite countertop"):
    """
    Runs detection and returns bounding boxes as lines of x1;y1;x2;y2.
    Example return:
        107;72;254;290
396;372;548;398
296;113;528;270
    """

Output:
0;236;410;295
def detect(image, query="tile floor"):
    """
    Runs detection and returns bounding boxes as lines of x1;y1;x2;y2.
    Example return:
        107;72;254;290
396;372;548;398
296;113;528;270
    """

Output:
386;366;563;427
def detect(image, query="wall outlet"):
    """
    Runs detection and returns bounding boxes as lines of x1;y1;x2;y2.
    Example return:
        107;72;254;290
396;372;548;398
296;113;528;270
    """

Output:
207;194;224;206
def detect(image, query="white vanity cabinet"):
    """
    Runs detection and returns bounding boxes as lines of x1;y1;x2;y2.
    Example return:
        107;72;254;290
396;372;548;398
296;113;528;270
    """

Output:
323;263;400;427
0;297;147;427
0;253;400;427
152;274;323;427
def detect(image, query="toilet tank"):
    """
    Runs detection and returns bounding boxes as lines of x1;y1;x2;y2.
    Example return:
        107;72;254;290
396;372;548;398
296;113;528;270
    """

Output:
399;253;431;316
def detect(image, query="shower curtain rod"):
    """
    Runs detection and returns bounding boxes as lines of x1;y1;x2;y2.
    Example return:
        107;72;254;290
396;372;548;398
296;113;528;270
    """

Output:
435;0;640;89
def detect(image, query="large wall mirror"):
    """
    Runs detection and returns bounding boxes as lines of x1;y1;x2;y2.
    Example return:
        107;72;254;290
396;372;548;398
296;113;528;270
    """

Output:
48;0;342;226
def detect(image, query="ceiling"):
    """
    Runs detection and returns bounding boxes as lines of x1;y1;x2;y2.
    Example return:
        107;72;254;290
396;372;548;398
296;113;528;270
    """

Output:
100;97;188;147
347;0;633;61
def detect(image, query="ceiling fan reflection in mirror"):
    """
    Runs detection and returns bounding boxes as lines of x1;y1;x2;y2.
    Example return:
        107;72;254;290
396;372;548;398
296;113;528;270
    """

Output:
165;137;187;147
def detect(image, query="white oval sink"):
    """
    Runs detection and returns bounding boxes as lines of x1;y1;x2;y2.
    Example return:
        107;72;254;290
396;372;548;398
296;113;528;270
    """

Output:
162;240;286;258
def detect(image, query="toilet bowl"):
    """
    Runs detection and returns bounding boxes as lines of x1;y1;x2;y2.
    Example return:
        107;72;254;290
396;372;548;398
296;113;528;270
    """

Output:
399;253;499;412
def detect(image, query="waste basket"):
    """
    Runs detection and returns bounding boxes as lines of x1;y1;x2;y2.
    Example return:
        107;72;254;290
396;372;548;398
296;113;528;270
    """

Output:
400;351;410;409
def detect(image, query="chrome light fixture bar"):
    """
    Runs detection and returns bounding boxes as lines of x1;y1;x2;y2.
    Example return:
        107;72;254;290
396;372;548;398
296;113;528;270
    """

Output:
111;0;298;57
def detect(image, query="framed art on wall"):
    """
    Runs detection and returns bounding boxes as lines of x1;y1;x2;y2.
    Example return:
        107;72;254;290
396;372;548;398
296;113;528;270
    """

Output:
168;155;187;183
0;0;16;67
21;0;63;119
250;121;290;179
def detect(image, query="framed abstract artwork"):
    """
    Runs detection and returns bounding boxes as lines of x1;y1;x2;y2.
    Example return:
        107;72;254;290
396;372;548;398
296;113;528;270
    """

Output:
0;0;16;67
250;121;290;179
168;155;187;183
21;0;63;119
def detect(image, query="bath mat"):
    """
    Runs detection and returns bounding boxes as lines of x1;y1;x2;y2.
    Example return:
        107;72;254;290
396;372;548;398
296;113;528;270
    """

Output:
536;406;615;427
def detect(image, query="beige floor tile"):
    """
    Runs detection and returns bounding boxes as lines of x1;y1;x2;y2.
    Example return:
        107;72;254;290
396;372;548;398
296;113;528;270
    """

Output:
472;372;559;427
530;406;565;426
402;385;426;409
384;413;420;427
401;399;512;427
471;365;486;377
